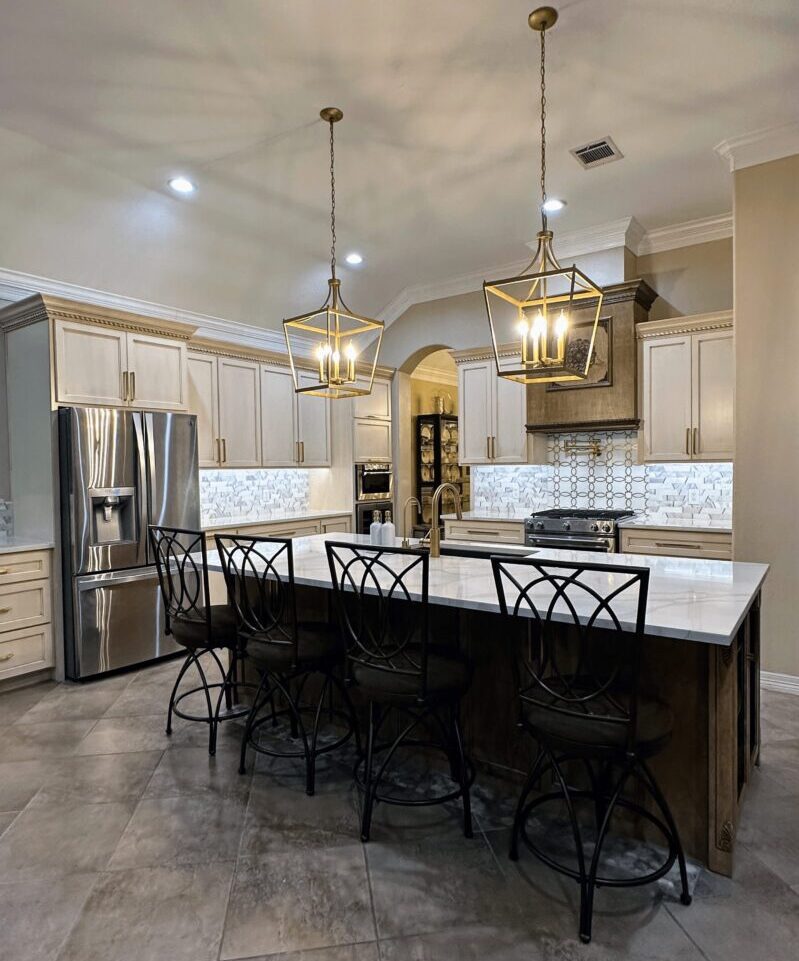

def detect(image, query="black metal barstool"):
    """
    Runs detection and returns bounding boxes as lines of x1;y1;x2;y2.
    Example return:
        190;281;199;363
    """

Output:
326;540;473;842
216;534;358;795
492;555;691;944
149;525;248;755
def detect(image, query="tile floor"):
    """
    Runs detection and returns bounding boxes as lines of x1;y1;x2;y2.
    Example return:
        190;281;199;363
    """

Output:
0;661;797;961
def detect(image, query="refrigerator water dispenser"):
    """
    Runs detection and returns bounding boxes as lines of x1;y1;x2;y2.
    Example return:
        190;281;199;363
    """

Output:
89;487;136;545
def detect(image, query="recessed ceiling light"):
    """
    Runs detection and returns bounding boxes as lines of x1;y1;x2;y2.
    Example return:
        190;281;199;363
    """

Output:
542;198;566;213
168;176;196;194
345;252;363;265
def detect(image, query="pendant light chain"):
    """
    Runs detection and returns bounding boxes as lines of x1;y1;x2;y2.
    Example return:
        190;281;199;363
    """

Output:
539;23;548;231
329;118;337;280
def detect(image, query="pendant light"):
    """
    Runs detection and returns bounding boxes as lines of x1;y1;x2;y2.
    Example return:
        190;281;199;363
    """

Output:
283;108;384;398
483;7;604;384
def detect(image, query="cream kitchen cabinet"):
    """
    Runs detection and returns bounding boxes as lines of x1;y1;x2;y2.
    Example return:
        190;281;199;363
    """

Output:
640;315;734;463
456;358;527;465
0;548;54;682
353;377;391;421
260;367;331;468
54;320;188;411
187;351;221;467
352;375;392;464
188;352;261;468
620;527;732;561
444;518;525;544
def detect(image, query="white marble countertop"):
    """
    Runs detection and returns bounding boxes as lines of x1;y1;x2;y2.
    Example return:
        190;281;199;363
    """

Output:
205;532;768;647
440;511;529;524
0;537;55;555
202;508;352;532
619;513;732;534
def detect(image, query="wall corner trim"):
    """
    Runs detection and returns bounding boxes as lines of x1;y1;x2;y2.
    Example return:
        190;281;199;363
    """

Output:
715;122;799;173
760;670;799;696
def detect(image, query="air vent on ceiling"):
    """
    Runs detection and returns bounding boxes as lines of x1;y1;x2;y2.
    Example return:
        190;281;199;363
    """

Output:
570;136;623;169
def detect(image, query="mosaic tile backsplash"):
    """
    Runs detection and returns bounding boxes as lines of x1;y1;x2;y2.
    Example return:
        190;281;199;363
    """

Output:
471;431;732;521
0;499;12;539
200;469;310;526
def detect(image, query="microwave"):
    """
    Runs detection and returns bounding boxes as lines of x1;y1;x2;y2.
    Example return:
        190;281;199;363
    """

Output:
355;463;393;502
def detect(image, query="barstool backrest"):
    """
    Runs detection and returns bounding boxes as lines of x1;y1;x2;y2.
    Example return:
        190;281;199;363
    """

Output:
215;535;298;663
325;541;430;697
149;525;211;642
491;556;650;750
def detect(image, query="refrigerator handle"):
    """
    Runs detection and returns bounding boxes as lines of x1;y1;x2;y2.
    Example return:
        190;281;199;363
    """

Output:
132;412;151;565
144;412;159;563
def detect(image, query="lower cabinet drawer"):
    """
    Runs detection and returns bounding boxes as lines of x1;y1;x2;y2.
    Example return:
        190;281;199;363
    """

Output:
0;550;51;586
0;582;51;634
619;529;732;560
322;518;352;534
242;521;322;539
444;520;525;545
0;624;54;679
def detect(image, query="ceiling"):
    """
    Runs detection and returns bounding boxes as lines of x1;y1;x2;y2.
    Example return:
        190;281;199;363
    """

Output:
0;1;796;329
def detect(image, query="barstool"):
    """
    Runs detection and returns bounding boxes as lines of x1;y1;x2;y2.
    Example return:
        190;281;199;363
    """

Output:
149;525;247;755
491;555;691;944
325;540;473;842
215;534;358;795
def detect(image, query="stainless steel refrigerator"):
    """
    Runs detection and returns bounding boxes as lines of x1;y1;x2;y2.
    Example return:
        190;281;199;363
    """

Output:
59;406;200;679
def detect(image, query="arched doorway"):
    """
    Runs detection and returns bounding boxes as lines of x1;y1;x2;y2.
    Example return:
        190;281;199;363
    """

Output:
392;345;468;537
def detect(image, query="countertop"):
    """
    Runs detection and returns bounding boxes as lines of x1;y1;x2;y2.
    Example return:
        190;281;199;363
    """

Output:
0;537;55;555
205;532;768;647
202;508;352;532
618;513;732;534
440;511;529;524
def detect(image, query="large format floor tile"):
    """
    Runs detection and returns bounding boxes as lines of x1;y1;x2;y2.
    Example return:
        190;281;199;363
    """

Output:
144;745;250;800
108;793;247;870
0;873;98;961
16;684;125;724
0;718;96;762
0;682;58;724
0;799;135;881
28;751;163;806
220;845;376;959
0;758;54;811
56;862;235;961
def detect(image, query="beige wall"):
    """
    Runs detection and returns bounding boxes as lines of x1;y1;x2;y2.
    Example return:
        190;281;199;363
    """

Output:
637;238;733;320
733;153;799;677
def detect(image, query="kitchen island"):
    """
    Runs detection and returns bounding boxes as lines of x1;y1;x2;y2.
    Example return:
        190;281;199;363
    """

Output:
206;533;768;876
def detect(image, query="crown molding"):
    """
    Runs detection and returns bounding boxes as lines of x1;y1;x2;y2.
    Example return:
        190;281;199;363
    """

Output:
636;214;733;256
637;309;733;340
379;213;731;328
0;265;312;355
715;122;799;172
410;362;458;387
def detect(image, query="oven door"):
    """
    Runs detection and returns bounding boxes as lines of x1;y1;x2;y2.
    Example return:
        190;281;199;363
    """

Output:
526;533;616;553
356;465;393;502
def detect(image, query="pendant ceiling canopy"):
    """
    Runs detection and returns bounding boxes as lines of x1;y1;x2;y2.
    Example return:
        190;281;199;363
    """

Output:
483;7;604;385
283;108;384;399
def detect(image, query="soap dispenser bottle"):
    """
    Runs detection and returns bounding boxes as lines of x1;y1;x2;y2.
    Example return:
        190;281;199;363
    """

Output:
370;510;383;545
381;509;395;546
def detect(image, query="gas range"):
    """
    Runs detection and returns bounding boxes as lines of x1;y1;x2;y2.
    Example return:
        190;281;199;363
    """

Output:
524;509;635;553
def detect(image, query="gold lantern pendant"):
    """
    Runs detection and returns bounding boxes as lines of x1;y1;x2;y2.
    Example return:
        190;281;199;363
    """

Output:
483;7;604;385
283;108;384;399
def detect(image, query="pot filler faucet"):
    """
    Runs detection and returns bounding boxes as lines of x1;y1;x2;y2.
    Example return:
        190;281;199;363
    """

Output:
429;483;462;558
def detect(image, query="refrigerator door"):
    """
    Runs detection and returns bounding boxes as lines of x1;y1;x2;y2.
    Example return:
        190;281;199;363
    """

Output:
69;567;182;678
59;407;147;575
143;412;200;555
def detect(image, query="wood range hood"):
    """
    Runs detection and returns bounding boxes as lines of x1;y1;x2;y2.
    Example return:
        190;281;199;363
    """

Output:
525;278;657;434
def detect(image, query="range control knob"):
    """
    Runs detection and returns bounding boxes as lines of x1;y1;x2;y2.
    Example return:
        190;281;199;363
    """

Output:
535;521;544;530
562;521;571;530
589;522;598;532
601;522;612;533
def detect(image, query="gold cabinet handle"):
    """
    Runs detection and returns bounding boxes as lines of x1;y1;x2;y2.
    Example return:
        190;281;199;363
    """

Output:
122;371;129;402
654;541;703;551
0;652;14;662
685;427;691;456
693;427;699;456
221;438;227;464
300;440;305;463
0;607;10;614
492;436;497;459
0;569;8;576
486;436;491;460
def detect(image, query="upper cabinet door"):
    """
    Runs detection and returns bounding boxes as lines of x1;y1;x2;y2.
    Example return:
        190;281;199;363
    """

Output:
353;377;391;420
53;320;128;407
642;335;693;462
218;357;261;467
353;419;392;463
260;366;298;467
187;352;220;467
692;330;734;461
296;372;331;467
126;332;188;411
492;374;527;464
458;362;493;464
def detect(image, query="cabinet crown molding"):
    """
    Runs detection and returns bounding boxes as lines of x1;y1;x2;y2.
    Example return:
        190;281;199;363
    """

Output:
0;294;198;340
637;310;733;340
